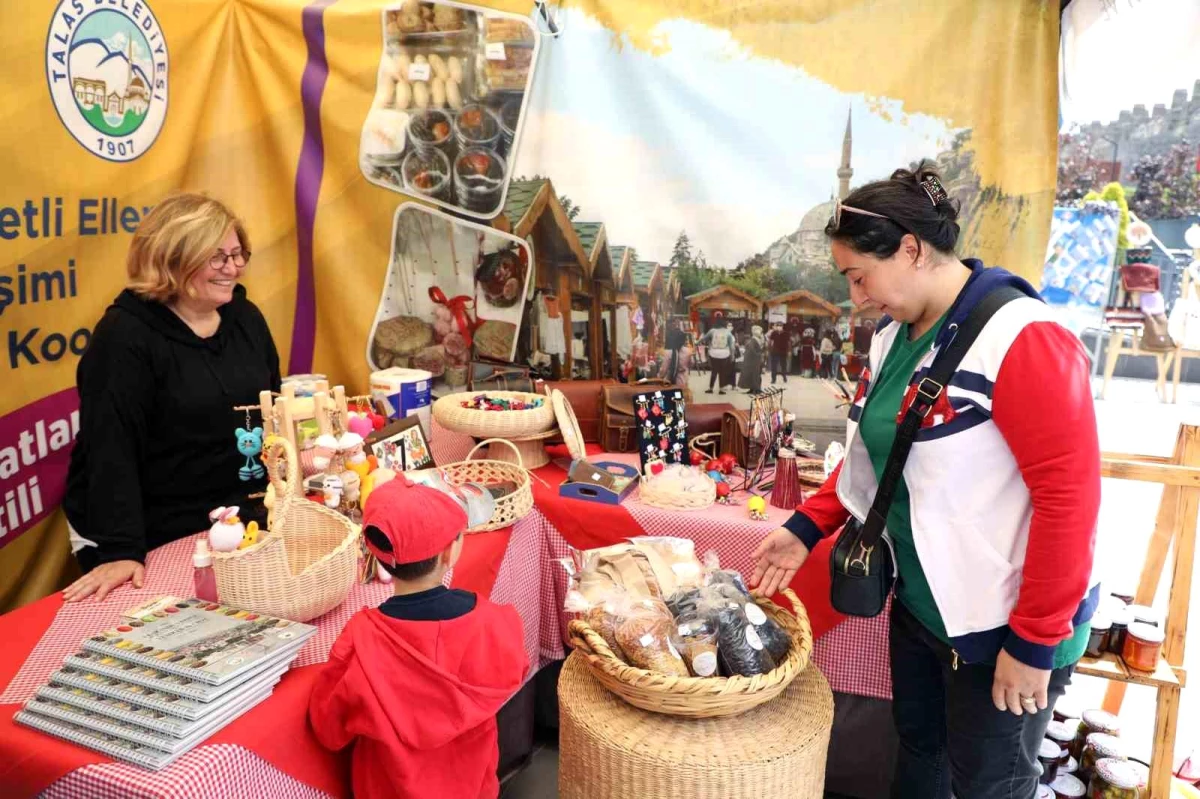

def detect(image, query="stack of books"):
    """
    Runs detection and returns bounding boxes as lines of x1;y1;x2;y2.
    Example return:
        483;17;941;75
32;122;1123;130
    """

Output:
15;596;316;770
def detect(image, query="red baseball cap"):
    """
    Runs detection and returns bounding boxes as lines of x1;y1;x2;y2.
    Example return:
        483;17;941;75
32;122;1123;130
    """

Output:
361;478;467;566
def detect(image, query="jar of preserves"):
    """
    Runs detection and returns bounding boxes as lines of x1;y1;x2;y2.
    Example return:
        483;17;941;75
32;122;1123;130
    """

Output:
1054;695;1082;724
1046;720;1076;764
1108;606;1134;655
1038;785;1054;799
1062;756;1079;776
1088;757;1142;798
1048;772;1086;798
1039;738;1062;784
1080;733;1125;784
1086;616;1111;658
1071;710;1121;760
1127;604;1161;628
1121;622;1164;673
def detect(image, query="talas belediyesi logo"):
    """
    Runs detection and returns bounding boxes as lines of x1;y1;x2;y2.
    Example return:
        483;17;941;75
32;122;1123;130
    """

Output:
45;0;169;162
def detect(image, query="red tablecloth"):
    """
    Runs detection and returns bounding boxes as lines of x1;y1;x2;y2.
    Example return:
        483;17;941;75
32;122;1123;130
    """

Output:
0;426;891;798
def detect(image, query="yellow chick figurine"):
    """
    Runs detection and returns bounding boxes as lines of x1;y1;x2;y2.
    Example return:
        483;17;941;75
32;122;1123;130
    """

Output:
237;521;260;550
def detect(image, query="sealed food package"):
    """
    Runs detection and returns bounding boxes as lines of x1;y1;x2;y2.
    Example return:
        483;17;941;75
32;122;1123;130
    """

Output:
711;600;777;677
614;603;689;676
675;613;719;677
741;598;792;663
665;587;704;619
628;537;704;595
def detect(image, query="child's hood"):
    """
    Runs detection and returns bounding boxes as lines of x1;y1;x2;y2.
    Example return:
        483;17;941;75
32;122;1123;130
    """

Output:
346;602;528;750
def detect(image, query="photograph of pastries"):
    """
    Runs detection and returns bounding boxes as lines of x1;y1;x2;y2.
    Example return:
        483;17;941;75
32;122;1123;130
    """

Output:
361;2;539;219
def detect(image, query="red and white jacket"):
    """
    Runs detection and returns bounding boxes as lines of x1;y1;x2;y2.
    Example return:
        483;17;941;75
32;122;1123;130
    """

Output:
785;264;1102;669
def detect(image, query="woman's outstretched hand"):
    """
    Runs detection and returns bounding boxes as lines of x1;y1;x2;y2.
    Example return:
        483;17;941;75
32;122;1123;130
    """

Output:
63;560;145;602
750;527;810;597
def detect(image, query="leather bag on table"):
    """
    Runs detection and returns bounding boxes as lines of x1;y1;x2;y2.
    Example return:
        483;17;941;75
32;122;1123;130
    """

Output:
469;360;537;393
600;380;692;452
720;409;751;468
686;402;735;438
541;379;615;443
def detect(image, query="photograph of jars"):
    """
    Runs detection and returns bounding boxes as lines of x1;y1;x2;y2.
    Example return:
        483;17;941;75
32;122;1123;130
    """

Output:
453;147;507;214
454;103;503;150
402;147;453;204
496;97;522;158
408;108;456;160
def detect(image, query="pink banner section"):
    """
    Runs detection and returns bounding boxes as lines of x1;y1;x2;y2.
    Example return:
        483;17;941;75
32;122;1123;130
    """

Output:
0;388;80;551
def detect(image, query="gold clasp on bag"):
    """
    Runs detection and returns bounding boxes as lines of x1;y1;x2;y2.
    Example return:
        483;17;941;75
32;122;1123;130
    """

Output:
845;541;873;576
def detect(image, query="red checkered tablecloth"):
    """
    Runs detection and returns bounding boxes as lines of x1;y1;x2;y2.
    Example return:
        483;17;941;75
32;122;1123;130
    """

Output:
1;422;890;798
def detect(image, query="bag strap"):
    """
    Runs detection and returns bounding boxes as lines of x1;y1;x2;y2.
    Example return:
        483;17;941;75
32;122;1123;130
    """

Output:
857;285;1027;550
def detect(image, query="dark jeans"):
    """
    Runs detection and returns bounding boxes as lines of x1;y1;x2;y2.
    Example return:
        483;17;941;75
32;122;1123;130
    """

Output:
769;352;788;383
889;601;1072;799
707;356;731;390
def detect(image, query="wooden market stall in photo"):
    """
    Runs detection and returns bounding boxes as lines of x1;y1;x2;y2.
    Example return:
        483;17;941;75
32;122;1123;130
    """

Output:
686;284;764;335
631;261;664;351
493;179;594;380
573;220;615;379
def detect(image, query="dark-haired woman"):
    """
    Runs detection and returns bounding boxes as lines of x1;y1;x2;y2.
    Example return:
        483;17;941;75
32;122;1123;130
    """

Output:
750;163;1101;799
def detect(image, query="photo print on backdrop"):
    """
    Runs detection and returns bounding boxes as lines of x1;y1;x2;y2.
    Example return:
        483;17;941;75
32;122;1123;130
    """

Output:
367;202;534;397
360;0;540;219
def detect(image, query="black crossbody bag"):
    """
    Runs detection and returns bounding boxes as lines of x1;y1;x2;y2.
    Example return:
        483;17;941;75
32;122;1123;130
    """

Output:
830;285;1026;618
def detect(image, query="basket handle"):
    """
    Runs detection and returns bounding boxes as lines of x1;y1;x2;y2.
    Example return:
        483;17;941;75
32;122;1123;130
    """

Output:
466;437;524;469
264;435;298;497
567;618;620;661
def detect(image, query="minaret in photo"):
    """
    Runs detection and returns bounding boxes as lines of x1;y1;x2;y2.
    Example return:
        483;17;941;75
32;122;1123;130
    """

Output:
837;108;853;200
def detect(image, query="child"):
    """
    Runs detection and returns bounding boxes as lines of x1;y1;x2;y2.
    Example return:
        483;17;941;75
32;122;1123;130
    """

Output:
308;478;529;798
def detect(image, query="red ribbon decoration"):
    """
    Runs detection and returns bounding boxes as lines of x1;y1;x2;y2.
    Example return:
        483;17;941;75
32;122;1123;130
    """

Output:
428;287;477;348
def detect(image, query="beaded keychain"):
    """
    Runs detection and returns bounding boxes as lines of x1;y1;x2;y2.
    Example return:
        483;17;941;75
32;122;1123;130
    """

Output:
235;407;266;482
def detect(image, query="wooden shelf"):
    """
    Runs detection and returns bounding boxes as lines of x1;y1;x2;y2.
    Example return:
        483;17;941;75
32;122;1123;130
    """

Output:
1077;652;1183;690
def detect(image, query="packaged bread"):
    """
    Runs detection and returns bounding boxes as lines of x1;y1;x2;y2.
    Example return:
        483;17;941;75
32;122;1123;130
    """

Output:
615;604;688;677
675;613;719;677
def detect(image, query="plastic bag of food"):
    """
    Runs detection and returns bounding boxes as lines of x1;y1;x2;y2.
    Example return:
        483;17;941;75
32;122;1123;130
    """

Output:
741;598;792;663
628;536;704;595
701;550;752;597
700;592;777;677
614;602;689;676
573;588;630;663
675;612;720;677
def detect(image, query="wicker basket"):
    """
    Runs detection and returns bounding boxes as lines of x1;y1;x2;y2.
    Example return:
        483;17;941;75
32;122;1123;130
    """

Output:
211;437;360;622
638;472;717;511
568;589;812;718
439;439;535;533
432;391;555;439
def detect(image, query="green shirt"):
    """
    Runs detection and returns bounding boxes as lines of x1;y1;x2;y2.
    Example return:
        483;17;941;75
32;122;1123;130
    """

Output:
857;317;1089;669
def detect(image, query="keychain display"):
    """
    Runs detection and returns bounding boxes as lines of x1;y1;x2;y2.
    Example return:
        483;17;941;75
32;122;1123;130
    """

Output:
634;389;687;473
235;408;266;482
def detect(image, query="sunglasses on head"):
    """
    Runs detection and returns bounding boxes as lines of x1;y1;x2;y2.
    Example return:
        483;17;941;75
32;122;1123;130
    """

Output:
831;174;948;232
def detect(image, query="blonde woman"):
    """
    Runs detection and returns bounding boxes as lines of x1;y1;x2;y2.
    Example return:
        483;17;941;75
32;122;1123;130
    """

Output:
62;193;281;602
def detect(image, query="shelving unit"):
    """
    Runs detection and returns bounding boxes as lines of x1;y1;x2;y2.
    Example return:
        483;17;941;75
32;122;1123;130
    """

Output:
1076;424;1197;799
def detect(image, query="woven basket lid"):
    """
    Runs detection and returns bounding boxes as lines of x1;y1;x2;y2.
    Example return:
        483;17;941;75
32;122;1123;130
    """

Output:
552;389;587;462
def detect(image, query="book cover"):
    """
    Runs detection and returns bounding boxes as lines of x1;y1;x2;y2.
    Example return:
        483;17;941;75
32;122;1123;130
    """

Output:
48;661;291;721
63;641;303;702
80;597;316;685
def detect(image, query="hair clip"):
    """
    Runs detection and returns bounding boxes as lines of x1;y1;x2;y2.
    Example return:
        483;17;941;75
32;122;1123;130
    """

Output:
920;175;948;206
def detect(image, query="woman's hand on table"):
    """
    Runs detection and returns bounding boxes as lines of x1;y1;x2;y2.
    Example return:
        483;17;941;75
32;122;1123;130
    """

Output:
750;527;810;597
63;559;145;602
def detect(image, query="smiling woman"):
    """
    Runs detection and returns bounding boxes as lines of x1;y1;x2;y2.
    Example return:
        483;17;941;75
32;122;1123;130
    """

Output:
61;193;281;604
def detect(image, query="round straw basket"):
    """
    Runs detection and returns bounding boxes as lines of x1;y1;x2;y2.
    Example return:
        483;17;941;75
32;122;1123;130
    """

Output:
567;589;812;718
433;391;555;439
638;473;716;511
211;437;359;622
439;438;535;532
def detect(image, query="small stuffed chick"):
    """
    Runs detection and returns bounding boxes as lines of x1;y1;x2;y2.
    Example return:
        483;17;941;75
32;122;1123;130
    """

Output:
208;506;246;552
238;521;260;550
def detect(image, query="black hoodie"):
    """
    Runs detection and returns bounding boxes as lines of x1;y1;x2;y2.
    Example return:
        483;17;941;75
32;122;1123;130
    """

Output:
64;285;281;569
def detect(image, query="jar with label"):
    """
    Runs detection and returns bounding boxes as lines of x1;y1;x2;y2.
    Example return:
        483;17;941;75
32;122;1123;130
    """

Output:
1045;720;1076;765
674;613;719;678
1048;772;1086;798
1086;615;1111;658
1088;757;1142;799
1080;733;1125;785
1121;622;1165;673
1108;606;1134;655
1038;738;1062;784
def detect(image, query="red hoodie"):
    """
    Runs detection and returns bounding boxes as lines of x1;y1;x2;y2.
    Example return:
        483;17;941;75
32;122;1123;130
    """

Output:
308;600;529;798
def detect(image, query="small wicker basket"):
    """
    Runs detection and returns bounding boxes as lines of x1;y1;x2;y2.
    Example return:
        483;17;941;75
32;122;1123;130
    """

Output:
638;472;717;511
568;589;812;718
211;437;359;622
439;439;535;533
432;391;555;439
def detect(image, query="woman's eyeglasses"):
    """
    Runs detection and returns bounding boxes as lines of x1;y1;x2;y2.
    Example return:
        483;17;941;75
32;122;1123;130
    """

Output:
209;250;251;270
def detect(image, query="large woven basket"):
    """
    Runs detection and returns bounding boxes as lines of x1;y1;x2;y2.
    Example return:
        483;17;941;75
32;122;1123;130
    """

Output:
211;437;359;622
432;391;555;439
439;439;535;533
568;589;812;718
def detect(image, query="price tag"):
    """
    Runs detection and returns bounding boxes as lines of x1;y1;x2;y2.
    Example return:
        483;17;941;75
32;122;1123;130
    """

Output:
485;42;506;61
407;62;431;82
